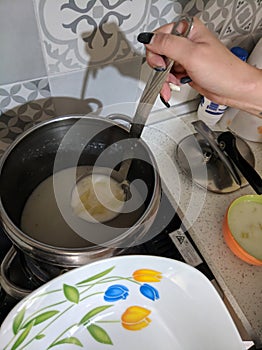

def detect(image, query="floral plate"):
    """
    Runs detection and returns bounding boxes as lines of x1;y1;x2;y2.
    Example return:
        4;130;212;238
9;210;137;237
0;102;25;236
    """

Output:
0;255;244;350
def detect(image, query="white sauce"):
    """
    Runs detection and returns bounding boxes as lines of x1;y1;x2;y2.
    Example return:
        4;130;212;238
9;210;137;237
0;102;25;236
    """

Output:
21;166;145;248
71;174;126;223
228;201;262;260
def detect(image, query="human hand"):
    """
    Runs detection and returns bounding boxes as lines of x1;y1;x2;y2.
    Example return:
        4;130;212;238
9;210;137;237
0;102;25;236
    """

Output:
137;17;262;118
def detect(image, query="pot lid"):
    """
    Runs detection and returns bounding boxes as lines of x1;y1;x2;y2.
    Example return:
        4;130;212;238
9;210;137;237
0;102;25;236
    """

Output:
175;131;255;194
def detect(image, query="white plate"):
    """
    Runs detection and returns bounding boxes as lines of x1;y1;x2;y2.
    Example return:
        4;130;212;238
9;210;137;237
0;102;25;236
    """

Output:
0;255;244;350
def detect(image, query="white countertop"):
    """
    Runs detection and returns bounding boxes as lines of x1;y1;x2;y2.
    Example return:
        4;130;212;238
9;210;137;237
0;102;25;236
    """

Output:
143;109;262;347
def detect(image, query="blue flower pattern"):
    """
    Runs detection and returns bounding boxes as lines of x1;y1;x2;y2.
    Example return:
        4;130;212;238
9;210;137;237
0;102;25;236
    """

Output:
140;284;159;301
104;282;160;303
104;284;129;302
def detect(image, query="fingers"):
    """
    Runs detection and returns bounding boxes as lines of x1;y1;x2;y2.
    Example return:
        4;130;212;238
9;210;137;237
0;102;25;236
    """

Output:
160;82;172;106
137;17;211;105
137;17;212;70
142;32;195;69
159;72;183;103
146;50;166;71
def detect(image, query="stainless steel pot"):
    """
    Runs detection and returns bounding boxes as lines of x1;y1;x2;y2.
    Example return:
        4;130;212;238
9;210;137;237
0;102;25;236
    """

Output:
0;115;161;273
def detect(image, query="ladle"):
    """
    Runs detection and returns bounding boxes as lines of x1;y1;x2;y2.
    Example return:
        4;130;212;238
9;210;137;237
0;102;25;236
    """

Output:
71;16;194;223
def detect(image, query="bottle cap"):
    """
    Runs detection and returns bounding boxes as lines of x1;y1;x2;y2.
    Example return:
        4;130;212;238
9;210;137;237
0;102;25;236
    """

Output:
230;46;249;61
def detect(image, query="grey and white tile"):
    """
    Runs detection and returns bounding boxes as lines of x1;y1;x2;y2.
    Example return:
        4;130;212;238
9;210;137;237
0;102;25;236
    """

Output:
34;0;151;74
196;0;234;34
142;0;234;36
219;0;262;49
146;0;183;31
0;78;56;155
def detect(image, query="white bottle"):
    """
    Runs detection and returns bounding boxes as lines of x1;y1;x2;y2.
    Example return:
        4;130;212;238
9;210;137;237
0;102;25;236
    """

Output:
197;46;249;127
197;97;228;126
220;38;262;142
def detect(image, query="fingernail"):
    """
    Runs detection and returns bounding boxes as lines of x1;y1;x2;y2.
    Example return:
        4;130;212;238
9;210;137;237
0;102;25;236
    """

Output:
180;76;192;84
160;95;170;108
137;32;154;44
154;66;166;72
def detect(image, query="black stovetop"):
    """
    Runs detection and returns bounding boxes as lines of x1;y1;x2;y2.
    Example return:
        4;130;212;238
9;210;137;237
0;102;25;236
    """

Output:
0;192;214;326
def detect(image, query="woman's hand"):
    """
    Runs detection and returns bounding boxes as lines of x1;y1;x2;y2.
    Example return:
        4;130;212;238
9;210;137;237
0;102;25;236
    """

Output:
137;17;262;118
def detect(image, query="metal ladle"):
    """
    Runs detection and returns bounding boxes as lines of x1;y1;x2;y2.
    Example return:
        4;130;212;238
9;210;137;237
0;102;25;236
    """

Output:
71;16;194;223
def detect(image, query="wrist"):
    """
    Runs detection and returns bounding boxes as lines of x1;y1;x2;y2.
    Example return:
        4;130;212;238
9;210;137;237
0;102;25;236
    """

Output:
232;66;262;118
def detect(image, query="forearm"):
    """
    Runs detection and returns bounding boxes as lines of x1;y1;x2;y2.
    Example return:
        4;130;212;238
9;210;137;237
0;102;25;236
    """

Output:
232;66;262;118
191;64;262;118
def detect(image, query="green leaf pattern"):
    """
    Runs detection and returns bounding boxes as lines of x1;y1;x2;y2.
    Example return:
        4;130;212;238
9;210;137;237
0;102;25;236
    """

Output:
87;324;113;345
80;305;113;325
11;321;34;350
22;311;60;329
3;265;159;349
63;284;80;304
35;334;45;340
76;266;115;285
12;307;26;335
50;337;83;348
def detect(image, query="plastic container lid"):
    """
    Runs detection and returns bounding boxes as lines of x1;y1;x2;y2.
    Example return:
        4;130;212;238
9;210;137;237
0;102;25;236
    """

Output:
230;46;249;61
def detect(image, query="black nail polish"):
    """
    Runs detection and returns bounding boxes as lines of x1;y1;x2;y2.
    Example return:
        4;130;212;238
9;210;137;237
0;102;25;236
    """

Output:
137;32;154;44
160;95;170;108
180;76;192;84
154;66;166;72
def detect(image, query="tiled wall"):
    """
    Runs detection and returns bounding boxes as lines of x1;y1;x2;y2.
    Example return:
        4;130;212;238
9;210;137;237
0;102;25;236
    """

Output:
0;0;261;155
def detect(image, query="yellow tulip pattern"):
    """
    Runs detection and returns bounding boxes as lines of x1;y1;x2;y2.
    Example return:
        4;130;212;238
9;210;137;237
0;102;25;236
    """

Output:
5;266;163;349
132;268;162;282
121;306;151;331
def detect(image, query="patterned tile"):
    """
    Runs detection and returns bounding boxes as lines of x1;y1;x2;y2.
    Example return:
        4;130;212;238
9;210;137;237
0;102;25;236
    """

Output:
219;0;262;48
196;0;234;34
0;79;56;156
146;0;183;31
35;0;151;74
181;0;234;34
0;79;51;113
145;0;235;36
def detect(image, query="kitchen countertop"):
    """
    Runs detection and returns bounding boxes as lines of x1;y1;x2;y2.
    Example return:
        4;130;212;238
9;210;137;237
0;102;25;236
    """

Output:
143;108;262;347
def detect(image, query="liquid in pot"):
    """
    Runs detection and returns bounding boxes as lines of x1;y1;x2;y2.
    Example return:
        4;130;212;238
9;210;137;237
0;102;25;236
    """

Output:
71;173;126;223
20;166;145;249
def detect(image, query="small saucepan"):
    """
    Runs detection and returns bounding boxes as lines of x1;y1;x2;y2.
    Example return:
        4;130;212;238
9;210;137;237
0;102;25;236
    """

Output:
0;115;161;291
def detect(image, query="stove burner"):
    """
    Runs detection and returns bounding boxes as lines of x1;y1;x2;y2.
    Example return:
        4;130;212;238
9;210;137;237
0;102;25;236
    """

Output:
0;247;42;297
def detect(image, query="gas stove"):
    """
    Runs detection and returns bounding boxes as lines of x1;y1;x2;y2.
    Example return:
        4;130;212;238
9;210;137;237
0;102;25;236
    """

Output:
0;192;215;326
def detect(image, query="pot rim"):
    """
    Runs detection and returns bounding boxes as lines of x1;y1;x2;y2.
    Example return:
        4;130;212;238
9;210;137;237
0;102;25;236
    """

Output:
0;115;161;258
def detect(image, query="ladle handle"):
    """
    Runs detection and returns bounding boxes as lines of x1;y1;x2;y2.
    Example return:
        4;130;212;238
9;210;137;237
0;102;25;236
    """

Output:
217;131;262;195
117;63;172;179
130;16;194;139
129;60;174;139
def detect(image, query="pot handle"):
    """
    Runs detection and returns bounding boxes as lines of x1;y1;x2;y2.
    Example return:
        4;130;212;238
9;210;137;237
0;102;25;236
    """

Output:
106;113;133;129
217;131;262;195
0;246;32;299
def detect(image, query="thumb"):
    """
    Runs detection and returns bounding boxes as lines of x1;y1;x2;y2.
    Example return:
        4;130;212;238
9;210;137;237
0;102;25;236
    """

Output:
146;31;195;63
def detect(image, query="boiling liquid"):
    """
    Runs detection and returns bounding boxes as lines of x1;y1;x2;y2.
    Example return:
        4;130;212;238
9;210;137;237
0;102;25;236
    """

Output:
21;166;145;248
